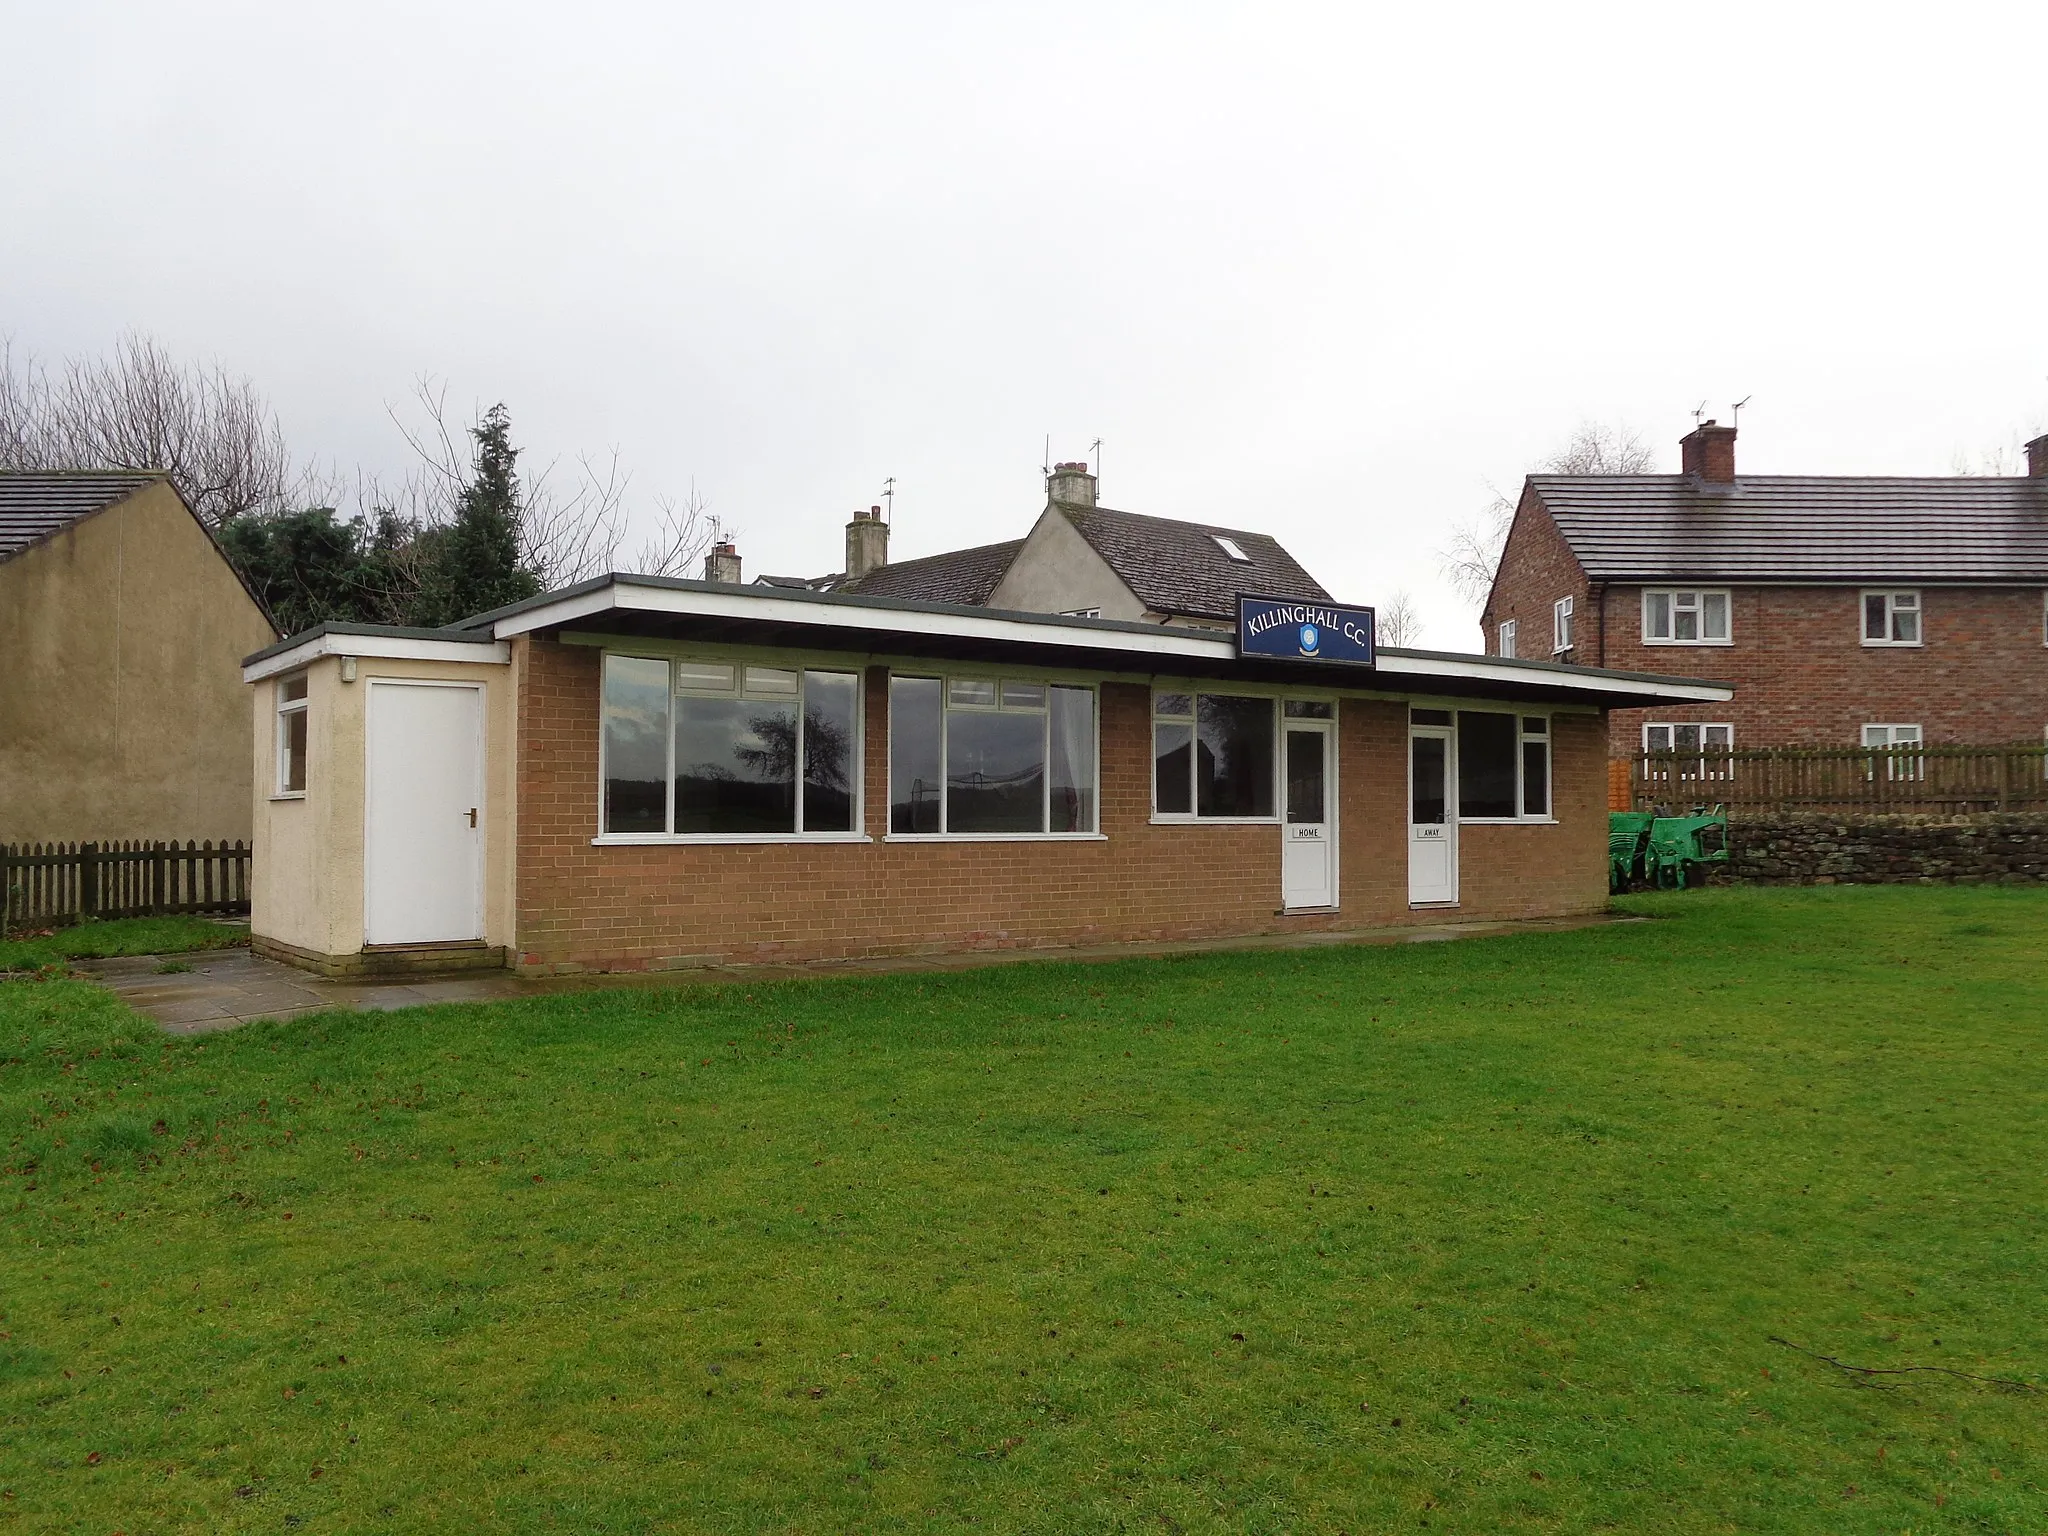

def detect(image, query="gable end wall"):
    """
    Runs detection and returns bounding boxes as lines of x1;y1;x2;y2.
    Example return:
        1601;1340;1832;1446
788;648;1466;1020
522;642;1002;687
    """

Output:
1481;488;1591;665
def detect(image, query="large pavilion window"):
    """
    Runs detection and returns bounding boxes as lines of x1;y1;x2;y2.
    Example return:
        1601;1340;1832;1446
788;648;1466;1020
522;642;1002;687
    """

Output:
601;654;861;838
1152;692;1276;819
888;675;1097;837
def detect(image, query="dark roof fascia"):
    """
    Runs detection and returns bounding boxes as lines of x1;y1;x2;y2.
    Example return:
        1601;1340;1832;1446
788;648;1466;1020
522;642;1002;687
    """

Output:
1559;573;2048;588
1383;644;1733;693
242;620;489;667
467;573;1727;708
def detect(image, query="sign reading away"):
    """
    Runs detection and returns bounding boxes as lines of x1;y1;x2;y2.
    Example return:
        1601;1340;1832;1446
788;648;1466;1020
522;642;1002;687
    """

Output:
1237;595;1376;667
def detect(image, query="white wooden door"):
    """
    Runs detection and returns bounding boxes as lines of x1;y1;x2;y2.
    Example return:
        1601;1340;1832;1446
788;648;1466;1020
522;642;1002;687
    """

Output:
365;681;484;945
1281;722;1336;909
1408;725;1458;905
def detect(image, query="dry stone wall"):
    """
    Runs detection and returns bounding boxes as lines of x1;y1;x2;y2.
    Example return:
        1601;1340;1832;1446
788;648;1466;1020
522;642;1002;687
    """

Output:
1723;813;2048;885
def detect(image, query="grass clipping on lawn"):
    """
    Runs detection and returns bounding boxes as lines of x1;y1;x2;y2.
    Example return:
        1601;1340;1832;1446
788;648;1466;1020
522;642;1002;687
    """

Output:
2;888;2044;1532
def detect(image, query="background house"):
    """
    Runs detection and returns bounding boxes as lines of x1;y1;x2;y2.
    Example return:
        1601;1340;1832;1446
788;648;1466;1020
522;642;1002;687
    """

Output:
755;462;1332;626
0;471;277;844
1483;423;2048;756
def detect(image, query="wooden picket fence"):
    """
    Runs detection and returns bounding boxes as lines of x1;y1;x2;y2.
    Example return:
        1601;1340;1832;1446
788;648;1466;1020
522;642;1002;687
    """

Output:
2;841;251;930
1629;744;2048;817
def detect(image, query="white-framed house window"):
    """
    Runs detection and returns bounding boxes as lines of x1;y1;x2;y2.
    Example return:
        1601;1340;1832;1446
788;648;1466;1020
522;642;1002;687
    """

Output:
1497;619;1518;659
1552;595;1574;654
1453;710;1554;822
1642;722;1733;782
1862;590;1921;646
1211;535;1252;563
1862;722;1924;780
1152;690;1277;821
888;674;1098;838
599;655;865;840
1642;589;1731;645
274;675;309;797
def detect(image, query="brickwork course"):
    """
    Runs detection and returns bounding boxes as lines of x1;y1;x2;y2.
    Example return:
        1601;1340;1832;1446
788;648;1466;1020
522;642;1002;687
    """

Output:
510;638;1611;974
1483;424;2048;755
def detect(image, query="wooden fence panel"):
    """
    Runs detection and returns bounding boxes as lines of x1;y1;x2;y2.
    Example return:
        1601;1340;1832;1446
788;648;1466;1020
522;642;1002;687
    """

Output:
1630;744;2048;817
2;840;251;930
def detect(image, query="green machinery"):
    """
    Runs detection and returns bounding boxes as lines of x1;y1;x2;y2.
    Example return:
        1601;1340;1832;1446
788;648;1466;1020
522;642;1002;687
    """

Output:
1609;805;1730;892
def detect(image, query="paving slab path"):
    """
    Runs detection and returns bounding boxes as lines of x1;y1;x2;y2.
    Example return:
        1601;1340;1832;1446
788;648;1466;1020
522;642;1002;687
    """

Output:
80;911;1639;1033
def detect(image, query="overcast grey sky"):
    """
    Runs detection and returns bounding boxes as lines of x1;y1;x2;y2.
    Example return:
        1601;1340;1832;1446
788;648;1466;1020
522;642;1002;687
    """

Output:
6;1;2044;646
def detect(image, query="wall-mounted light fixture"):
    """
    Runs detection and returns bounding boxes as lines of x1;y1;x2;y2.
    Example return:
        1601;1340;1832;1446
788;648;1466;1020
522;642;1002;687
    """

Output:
341;656;358;684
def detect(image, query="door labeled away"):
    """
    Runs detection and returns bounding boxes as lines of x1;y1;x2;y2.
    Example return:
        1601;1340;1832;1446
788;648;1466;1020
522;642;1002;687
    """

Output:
1281;722;1336;909
365;681;484;945
1408;726;1458;905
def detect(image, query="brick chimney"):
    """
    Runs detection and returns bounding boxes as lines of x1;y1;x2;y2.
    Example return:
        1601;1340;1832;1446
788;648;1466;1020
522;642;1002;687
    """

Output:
2026;433;2048;478
702;539;741;584
1047;461;1097;507
1680;419;1738;483
845;505;889;580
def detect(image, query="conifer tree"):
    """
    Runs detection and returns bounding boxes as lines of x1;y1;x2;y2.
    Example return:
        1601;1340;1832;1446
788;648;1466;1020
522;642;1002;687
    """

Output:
411;403;542;626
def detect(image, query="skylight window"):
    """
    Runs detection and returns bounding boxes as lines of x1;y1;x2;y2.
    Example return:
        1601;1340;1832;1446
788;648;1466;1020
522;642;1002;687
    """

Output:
1211;534;1251;563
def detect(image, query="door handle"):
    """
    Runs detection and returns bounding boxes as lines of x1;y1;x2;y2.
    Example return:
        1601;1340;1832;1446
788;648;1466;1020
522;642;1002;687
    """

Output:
467;808;478;828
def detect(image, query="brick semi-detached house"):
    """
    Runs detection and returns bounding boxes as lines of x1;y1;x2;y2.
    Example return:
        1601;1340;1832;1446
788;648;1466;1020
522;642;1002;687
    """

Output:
1483;421;2048;757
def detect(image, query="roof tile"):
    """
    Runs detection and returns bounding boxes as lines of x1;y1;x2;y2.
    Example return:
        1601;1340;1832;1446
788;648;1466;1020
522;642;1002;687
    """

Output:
1533;474;2048;582
1063;503;1331;619
0;472;162;562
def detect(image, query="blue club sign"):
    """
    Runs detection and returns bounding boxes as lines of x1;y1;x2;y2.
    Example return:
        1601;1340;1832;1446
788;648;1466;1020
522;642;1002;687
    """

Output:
1237;595;1376;667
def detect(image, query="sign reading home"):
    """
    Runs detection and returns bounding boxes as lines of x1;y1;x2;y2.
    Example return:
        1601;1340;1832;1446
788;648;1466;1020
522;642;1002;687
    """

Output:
1237;595;1377;668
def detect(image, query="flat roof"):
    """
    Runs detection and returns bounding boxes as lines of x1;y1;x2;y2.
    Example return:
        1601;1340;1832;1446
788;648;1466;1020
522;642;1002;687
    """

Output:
247;574;1732;707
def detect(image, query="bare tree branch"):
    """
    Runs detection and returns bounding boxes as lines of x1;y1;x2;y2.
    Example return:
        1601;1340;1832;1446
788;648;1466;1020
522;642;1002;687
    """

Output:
632;484;717;579
0;331;297;525
1438;422;1657;609
381;380;714;590
1376;589;1423;648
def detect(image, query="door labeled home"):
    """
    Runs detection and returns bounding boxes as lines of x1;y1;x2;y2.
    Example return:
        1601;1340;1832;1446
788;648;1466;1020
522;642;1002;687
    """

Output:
1408;724;1458;905
365;681;484;945
1281;721;1337;909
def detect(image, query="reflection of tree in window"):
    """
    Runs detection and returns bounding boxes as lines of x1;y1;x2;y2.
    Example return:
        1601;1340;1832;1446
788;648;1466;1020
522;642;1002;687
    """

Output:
676;697;798;833
799;672;858;831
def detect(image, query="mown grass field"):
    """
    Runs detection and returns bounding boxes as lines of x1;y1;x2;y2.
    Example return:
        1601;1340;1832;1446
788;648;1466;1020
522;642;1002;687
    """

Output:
2;889;2044;1533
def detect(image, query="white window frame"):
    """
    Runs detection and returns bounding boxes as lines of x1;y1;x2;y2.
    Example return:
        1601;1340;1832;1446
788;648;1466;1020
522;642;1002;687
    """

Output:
1552;596;1574;654
595;652;869;844
274;675;309;799
1497;619;1517;659
1862;723;1924;780
885;672;1102;842
1642;721;1734;782
1449;709;1557;825
1861;590;1922;647
1150;688;1285;825
1060;607;1102;619
1641;588;1732;646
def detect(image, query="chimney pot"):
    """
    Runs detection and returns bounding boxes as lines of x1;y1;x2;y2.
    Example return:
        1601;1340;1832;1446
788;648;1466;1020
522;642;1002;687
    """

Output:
1047;461;1098;508
703;539;742;584
2026;433;2048;479
1680;419;1738;483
